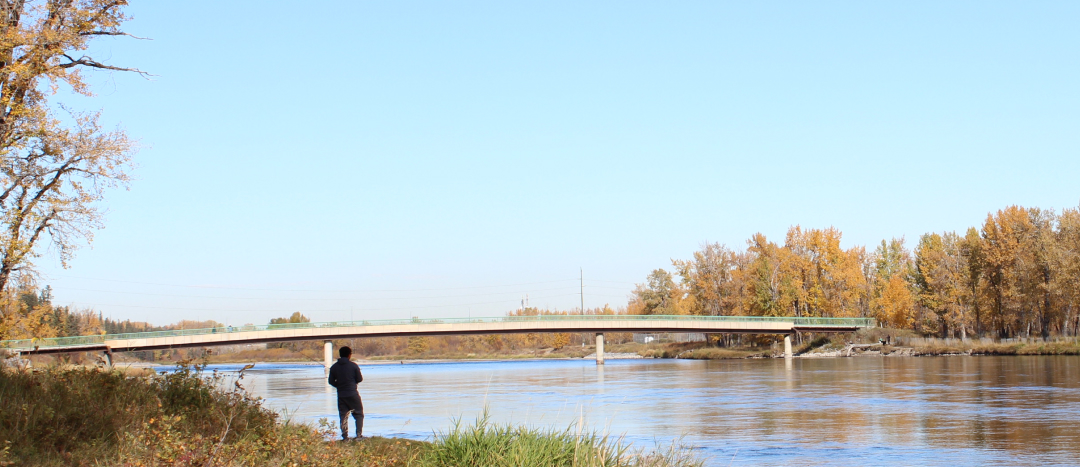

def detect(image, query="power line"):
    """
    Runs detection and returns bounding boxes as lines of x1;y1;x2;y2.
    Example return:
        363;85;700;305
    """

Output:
56;285;585;301
64;292;592;314
46;274;582;293
582;278;638;285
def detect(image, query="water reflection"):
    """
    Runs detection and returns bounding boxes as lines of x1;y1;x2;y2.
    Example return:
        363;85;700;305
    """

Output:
203;356;1080;466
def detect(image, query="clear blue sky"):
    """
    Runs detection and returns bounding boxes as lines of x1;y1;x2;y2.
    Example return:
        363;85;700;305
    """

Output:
39;1;1080;326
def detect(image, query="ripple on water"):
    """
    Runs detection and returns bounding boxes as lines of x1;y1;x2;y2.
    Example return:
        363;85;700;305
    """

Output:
171;356;1080;466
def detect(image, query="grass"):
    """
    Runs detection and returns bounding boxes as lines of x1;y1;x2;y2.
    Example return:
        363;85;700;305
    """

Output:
422;412;702;467
911;340;1080;356
0;359;701;467
793;335;837;355
792;328;1080;357
203;347;324;364
633;341;766;359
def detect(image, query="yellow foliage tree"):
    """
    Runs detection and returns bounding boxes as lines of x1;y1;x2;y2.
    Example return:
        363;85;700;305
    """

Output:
783;226;867;318
878;275;915;329
407;336;429;355
0;1;143;295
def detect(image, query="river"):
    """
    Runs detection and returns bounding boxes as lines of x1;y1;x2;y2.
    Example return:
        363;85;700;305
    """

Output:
197;356;1080;466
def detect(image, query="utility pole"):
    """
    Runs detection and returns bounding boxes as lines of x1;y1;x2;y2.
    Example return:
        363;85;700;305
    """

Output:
580;268;584;315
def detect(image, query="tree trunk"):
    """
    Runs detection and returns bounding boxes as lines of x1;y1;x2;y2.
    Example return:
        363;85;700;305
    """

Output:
1042;267;1052;339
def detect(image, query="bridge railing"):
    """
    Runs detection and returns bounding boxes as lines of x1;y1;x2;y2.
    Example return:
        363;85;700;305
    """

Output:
0;315;875;350
792;317;876;327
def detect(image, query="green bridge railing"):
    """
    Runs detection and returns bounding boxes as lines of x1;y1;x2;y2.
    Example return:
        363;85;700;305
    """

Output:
0;315;875;350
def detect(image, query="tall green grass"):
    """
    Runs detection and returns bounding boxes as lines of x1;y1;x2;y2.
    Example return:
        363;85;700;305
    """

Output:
422;412;702;467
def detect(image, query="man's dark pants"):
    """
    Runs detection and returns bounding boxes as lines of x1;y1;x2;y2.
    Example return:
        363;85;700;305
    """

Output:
338;394;364;439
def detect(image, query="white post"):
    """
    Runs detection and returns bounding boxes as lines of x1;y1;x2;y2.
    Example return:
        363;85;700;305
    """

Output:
324;340;333;372
595;333;605;365
784;334;793;359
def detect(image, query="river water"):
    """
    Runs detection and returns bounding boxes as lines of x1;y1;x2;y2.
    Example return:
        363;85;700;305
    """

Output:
201;356;1080;466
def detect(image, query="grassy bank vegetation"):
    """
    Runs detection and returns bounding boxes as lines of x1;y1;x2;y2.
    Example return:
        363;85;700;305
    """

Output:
423;413;699;467
792;328;1080;357
900;339;1080;356
0;360;701;467
619;329;1080;359
0;360;425;467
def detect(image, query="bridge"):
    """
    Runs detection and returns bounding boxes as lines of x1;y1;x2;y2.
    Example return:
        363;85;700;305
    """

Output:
0;315;875;366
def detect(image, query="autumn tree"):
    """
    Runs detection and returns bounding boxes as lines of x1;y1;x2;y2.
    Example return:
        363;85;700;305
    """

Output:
869;238;915;329
0;0;142;297
913;232;971;338
783;226;867;318
982;207;1025;337
1052;207;1080;336
743;233;794;316
0;279;56;338
268;312;313;350
270;311;311;325
1030;208;1057;338
407;336;429;355
960;227;986;334
673;242;738;316
634;269;690;315
980;206;1056;338
630;204;1080;339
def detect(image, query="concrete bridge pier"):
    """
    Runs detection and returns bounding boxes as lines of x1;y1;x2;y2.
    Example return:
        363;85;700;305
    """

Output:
324;340;333;372
103;349;113;368
595;333;605;365
784;334;793;359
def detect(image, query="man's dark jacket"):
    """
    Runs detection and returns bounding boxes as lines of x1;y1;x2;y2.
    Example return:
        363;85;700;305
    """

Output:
327;357;363;398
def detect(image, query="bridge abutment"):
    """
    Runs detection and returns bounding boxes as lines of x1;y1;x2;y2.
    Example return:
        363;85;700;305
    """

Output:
596;333;604;365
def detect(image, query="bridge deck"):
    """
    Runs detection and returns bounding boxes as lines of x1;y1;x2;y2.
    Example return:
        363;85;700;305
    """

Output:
1;315;875;355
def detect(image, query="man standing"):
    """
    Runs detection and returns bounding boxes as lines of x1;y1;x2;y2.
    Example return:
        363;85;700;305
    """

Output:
327;346;364;440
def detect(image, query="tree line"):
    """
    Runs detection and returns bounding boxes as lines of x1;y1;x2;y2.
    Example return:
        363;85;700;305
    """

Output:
0;285;165;340
264;307;632;358
5;203;1076;344
630;204;1080;339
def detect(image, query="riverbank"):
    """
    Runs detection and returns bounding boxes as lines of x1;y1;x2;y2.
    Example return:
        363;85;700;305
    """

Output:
811;339;1080;357
0;361;701;467
791;330;1080;358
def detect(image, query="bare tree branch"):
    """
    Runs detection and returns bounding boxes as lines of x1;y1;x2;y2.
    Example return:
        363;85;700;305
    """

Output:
58;53;150;76
78;31;149;40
